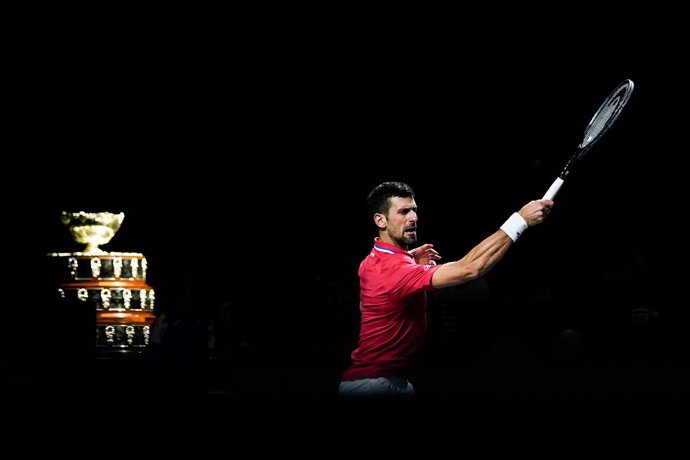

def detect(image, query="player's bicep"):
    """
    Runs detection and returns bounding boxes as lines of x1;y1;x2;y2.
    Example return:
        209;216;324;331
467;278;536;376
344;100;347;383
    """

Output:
431;261;477;289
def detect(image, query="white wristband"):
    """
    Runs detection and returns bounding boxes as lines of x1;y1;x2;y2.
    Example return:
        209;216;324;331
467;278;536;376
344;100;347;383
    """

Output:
500;212;528;242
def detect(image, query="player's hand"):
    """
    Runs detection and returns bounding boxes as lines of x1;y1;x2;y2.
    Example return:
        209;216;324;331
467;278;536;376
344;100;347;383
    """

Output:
410;243;441;266
518;199;554;226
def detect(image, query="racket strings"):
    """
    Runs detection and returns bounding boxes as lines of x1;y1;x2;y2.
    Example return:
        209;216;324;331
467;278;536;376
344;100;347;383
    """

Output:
582;98;620;146
578;81;634;154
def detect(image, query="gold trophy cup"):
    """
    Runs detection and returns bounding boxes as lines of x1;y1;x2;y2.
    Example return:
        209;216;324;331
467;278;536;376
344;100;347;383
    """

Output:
61;211;125;255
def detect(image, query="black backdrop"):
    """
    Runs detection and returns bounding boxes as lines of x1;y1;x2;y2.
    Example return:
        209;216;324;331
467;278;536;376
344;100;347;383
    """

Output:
4;27;688;419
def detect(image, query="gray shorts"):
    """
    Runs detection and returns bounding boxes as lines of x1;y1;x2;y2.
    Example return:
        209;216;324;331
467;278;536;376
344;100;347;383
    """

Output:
338;377;415;398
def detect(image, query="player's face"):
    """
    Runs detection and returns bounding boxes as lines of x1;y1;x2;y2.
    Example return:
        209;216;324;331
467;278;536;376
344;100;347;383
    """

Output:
384;196;418;248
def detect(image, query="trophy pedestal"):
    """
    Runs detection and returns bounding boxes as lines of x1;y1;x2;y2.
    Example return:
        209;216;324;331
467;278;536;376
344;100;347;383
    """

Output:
47;251;156;355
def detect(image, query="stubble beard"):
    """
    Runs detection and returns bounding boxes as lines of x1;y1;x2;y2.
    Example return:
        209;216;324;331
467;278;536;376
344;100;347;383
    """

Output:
393;230;417;249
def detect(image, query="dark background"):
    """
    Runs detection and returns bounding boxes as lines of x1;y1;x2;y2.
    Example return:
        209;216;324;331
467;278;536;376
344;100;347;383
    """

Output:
3;21;688;429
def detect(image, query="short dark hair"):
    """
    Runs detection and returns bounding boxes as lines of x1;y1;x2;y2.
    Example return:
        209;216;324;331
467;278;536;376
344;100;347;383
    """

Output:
367;181;415;216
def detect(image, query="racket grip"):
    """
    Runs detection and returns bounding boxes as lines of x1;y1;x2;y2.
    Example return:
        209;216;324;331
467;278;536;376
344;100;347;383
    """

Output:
542;177;564;200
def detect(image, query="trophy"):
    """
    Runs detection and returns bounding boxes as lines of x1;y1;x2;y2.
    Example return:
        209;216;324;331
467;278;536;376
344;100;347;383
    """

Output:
61;211;125;255
49;210;156;352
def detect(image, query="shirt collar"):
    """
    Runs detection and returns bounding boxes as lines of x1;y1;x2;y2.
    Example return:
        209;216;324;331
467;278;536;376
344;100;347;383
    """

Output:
373;237;410;256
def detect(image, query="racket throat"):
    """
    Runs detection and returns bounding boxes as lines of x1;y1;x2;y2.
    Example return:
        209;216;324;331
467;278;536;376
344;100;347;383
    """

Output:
559;156;580;179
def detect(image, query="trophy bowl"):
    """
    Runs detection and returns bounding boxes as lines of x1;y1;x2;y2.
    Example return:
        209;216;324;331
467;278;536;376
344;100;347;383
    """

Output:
61;211;125;254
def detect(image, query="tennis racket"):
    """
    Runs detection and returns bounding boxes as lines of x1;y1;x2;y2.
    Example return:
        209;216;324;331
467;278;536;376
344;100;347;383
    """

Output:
542;79;634;200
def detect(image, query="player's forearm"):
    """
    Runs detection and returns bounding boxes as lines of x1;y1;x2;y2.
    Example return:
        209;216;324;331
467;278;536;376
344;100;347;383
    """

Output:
431;230;513;289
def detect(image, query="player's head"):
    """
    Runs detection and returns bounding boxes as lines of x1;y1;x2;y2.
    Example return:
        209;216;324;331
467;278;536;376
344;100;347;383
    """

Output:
367;182;415;216
367;182;418;248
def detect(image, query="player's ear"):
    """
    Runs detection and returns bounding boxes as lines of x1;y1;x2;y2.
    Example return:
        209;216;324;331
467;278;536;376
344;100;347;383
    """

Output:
373;213;387;230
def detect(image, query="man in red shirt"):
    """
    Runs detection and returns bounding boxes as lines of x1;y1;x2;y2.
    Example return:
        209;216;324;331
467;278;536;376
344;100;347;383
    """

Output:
339;181;553;398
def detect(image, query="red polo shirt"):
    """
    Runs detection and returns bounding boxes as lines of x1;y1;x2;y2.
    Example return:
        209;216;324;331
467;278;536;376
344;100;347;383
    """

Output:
341;238;441;380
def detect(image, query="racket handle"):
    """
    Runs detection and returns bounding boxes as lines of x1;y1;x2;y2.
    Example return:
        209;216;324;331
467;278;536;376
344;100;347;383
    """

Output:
543;177;564;200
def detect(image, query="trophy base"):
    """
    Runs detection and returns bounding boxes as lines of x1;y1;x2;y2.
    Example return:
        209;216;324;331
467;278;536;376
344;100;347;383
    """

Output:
47;251;156;356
